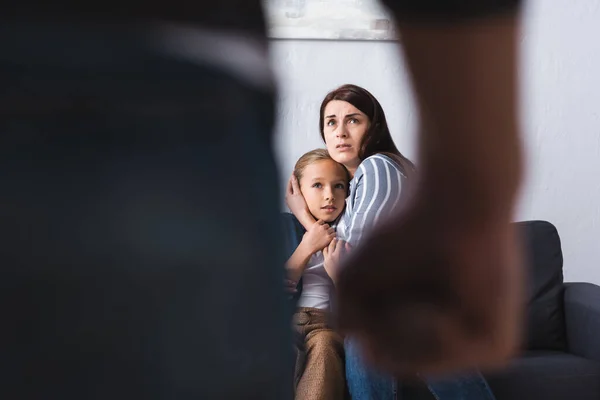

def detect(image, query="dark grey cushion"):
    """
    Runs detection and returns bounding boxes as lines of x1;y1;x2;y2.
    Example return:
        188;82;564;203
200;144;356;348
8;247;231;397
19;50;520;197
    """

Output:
565;282;600;362
486;351;600;400
517;221;567;351
402;221;576;400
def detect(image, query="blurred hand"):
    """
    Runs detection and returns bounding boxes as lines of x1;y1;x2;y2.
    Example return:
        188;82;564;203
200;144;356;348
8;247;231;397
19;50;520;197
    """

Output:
335;202;524;377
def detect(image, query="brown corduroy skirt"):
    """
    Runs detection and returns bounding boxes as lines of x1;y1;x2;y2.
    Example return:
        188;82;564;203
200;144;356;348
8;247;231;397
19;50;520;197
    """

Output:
293;307;345;400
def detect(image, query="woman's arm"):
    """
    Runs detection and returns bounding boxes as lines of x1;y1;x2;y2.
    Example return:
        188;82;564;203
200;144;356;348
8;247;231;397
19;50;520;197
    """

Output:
345;155;405;247
294;210;317;232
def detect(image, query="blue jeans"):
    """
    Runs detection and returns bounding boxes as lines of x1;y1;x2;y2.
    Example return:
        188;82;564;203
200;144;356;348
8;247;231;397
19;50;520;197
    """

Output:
345;339;496;400
1;20;291;399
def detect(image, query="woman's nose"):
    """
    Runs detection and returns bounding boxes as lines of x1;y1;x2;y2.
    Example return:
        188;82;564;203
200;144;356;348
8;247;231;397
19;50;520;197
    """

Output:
336;126;348;138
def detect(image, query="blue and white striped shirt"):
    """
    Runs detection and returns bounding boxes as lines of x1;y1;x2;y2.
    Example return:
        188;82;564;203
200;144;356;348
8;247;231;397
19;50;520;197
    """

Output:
337;153;408;247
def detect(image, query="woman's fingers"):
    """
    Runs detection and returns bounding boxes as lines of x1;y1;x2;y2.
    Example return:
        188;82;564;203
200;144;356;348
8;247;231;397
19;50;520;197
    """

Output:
327;227;335;235
285;279;297;288
291;174;301;193
284;279;298;293
286;173;302;196
286;174;294;194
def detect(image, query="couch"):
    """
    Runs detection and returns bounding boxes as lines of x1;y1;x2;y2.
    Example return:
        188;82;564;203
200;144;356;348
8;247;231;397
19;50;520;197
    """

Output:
406;220;600;399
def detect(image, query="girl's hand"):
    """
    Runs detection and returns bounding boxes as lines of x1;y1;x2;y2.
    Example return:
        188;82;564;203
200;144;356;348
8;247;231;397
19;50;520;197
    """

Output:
323;238;352;284
302;220;336;254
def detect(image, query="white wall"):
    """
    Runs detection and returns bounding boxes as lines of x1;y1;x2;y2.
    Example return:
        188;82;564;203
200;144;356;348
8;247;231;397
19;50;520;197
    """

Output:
269;0;600;284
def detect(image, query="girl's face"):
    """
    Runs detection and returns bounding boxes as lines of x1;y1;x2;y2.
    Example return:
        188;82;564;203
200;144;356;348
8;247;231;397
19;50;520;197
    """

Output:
299;159;348;223
322;100;370;176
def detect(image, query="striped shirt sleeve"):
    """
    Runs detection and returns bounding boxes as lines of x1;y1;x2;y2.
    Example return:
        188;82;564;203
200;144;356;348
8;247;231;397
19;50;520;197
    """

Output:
345;155;405;247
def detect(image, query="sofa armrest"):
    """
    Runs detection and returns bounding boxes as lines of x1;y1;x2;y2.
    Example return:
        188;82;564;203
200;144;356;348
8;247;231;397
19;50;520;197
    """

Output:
564;282;600;362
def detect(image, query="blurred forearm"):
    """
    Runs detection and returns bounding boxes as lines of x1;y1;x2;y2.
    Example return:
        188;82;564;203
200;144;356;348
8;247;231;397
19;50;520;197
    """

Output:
391;6;524;225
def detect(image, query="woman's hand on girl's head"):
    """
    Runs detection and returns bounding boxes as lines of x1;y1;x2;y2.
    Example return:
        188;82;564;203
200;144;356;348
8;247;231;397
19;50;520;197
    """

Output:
286;173;315;229
302;219;336;255
323;238;352;284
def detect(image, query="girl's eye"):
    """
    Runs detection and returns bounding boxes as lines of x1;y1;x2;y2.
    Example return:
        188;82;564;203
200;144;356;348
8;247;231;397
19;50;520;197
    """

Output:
312;183;322;188
335;184;345;189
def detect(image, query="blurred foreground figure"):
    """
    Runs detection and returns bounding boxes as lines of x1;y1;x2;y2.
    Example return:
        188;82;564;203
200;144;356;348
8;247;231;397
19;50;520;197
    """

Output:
1;0;524;398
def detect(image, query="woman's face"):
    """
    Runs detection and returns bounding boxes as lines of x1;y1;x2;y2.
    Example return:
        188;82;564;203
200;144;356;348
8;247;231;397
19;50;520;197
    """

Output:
322;100;369;175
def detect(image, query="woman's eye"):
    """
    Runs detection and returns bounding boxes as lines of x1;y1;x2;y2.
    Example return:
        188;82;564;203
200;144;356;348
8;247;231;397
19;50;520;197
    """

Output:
327;120;335;126
348;118;358;124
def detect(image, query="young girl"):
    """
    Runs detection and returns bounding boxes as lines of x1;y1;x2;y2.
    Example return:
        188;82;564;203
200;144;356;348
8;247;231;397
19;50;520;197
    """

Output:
285;149;352;400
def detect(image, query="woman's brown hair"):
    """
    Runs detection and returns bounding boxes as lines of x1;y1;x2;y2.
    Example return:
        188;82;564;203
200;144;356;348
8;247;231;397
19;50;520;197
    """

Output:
319;84;416;179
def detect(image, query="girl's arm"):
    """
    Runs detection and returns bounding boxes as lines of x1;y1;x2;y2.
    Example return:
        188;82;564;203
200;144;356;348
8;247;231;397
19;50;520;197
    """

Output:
285;240;314;283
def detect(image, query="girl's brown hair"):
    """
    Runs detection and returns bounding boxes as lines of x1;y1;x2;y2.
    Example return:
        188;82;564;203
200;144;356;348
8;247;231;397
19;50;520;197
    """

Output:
319;84;416;180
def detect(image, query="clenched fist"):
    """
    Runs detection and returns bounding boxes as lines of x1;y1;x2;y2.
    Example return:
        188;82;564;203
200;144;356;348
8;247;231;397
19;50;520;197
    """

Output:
335;203;524;377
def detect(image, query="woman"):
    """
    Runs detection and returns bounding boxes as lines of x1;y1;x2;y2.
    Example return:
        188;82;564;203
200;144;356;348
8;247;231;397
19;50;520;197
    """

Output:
287;84;495;399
